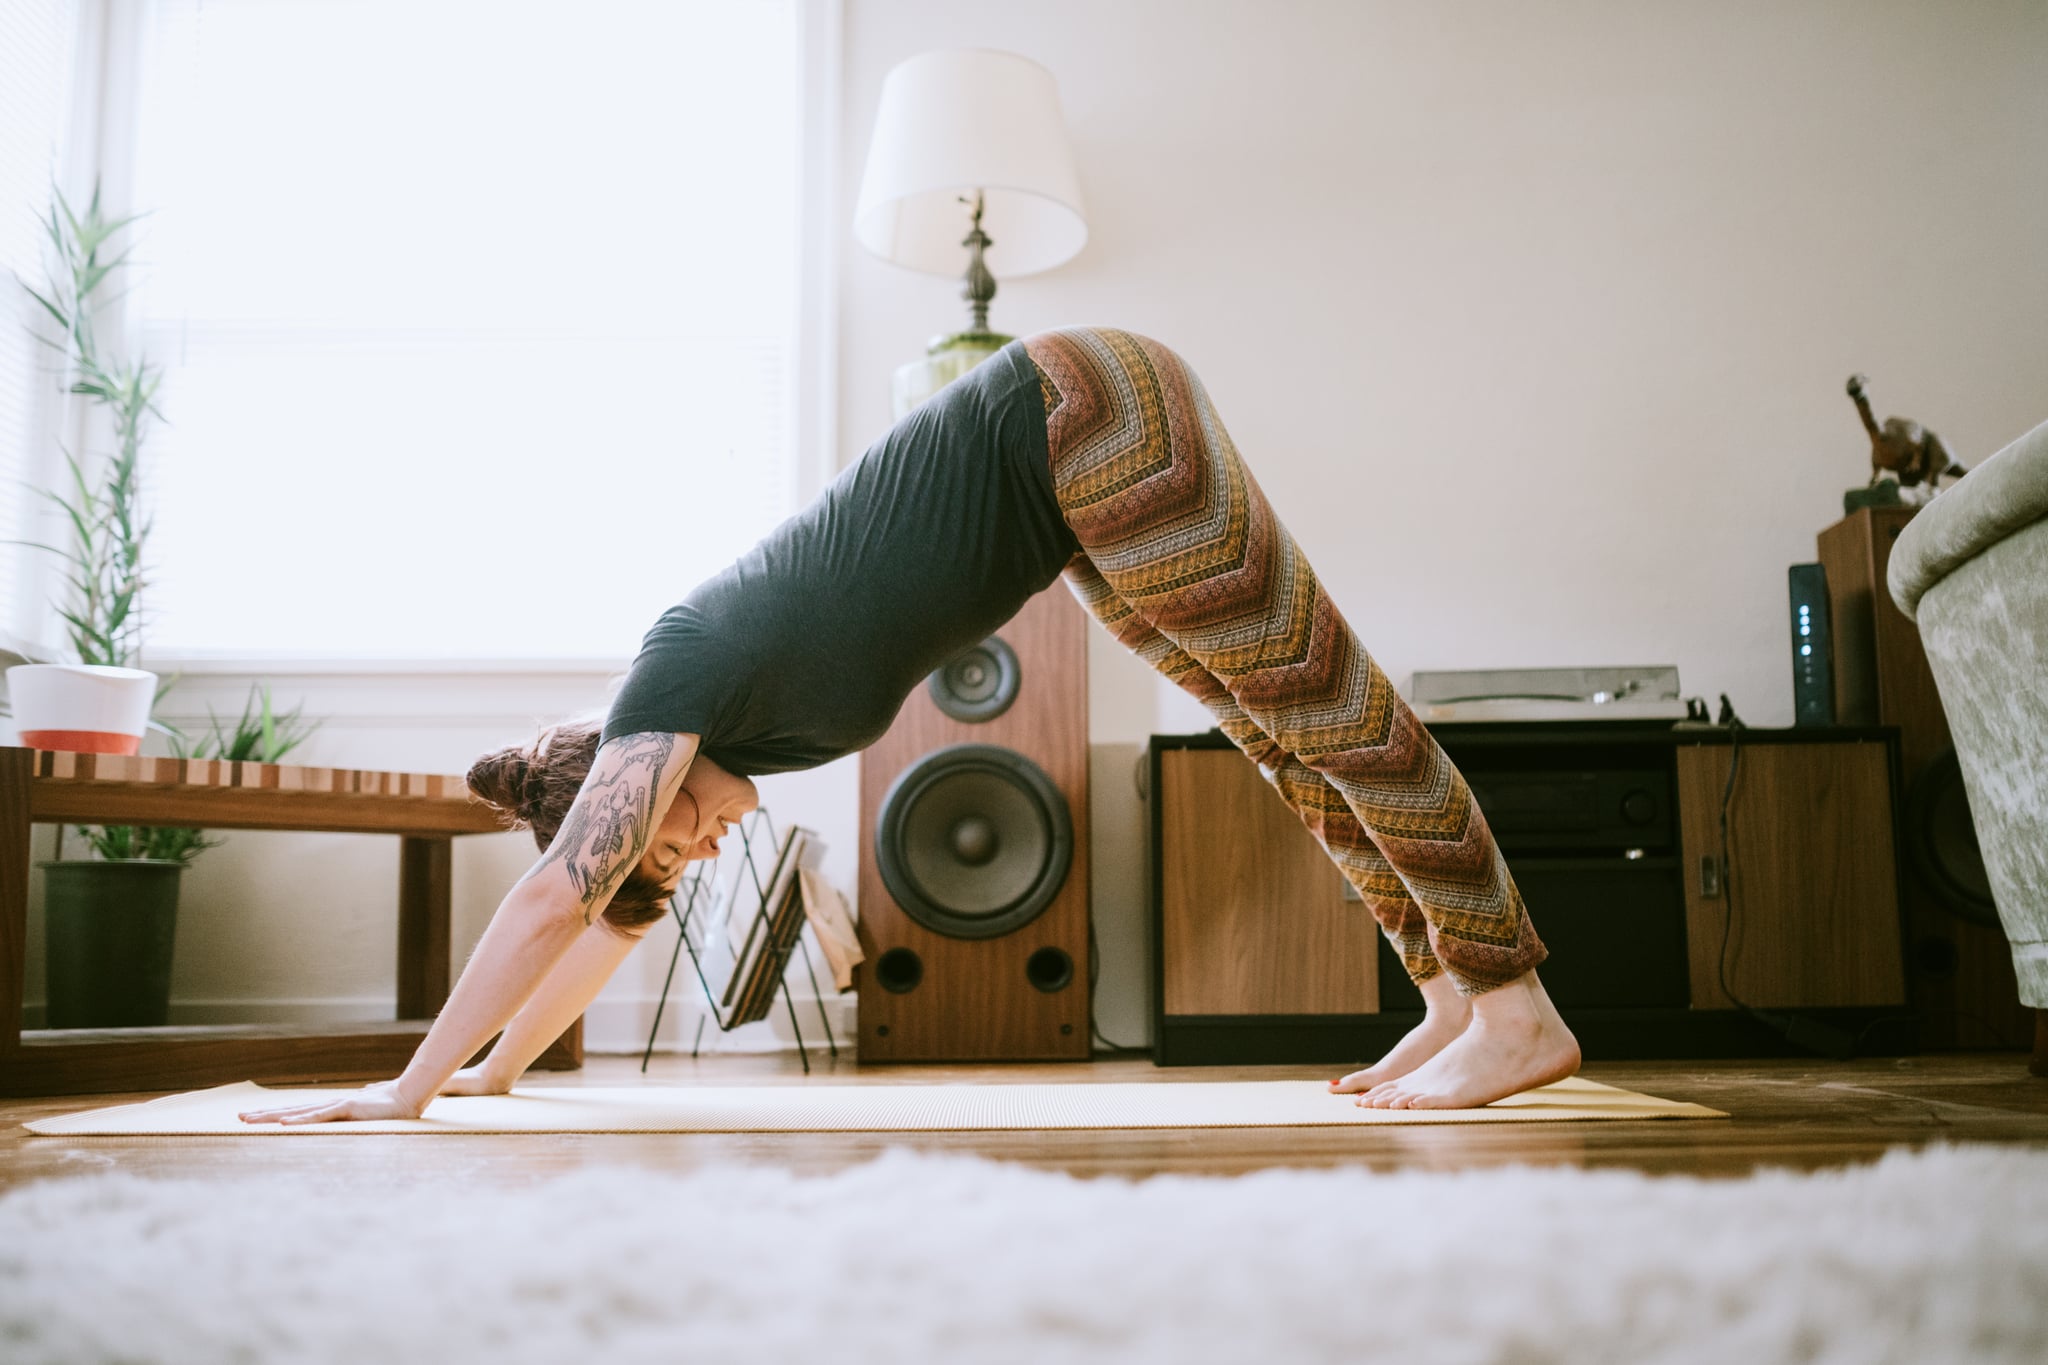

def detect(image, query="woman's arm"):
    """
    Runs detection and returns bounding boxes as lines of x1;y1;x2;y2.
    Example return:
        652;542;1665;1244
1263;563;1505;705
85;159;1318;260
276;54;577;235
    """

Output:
446;917;656;1094
238;730;696;1125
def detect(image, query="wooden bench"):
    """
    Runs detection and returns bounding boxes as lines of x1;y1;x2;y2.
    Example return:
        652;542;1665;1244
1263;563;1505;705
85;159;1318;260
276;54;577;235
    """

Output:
0;746;581;1098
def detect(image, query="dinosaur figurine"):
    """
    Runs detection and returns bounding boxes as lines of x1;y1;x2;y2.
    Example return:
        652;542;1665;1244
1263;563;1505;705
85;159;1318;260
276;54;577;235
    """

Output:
1847;374;1966;493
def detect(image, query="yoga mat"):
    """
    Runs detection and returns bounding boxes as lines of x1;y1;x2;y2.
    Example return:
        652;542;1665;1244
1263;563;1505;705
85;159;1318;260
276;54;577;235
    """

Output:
25;1076;1725;1135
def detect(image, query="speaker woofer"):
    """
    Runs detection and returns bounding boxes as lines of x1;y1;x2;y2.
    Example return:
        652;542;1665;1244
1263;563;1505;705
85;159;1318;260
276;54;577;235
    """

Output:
875;743;1073;940
1904;748;1997;926
927;636;1021;723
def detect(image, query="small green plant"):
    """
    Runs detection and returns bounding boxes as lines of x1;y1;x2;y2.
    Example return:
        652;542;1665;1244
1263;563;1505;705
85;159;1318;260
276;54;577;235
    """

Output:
200;682;318;764
71;684;319;864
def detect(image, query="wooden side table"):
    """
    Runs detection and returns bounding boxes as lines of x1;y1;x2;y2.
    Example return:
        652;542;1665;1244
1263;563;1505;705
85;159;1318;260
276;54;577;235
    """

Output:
0;746;581;1097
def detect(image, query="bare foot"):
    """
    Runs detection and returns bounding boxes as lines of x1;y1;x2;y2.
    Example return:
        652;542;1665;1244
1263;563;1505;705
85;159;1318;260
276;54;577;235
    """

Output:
1358;970;1580;1110
1329;972;1471;1095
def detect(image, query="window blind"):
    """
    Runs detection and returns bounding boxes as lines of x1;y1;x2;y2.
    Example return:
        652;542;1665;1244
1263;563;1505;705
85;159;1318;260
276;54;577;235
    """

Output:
0;0;83;656
132;0;801;659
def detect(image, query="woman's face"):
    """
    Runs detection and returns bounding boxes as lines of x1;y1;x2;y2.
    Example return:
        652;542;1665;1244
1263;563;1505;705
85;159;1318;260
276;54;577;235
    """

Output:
640;751;759;889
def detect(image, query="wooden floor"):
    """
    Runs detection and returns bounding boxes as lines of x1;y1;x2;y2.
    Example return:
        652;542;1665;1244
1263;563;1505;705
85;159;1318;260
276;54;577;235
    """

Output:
4;1050;2045;1191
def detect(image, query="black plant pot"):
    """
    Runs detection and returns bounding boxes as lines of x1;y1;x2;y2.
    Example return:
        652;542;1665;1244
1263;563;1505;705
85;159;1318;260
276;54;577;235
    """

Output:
40;860;183;1028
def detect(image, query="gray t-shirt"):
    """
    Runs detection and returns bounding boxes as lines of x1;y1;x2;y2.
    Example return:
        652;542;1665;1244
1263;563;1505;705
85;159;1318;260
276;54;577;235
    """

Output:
601;341;1077;776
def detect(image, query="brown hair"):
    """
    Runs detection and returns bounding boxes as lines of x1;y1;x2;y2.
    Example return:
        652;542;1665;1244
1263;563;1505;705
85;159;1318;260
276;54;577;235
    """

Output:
466;719;680;931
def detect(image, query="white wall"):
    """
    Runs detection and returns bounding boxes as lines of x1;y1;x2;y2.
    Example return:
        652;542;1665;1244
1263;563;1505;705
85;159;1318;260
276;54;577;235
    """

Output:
20;1;2045;1054
838;0;2048;1044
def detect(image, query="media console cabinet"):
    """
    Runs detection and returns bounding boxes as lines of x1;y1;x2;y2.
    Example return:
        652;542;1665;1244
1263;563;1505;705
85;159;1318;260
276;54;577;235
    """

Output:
1;746;581;1098
1152;723;1913;1064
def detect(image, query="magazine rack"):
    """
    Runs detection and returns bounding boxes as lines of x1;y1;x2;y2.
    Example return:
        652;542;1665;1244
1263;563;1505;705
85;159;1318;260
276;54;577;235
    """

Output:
640;806;840;1074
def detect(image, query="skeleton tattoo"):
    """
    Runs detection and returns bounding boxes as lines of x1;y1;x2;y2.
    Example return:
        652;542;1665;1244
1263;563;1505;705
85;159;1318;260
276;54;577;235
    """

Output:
531;732;679;923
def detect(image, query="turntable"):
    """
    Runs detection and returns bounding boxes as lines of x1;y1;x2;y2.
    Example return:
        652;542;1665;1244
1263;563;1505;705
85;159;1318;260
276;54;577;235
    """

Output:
1409;666;1688;723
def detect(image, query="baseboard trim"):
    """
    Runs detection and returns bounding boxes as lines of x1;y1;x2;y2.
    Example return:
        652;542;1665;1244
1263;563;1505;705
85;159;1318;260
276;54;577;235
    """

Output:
19;994;861;1057
1154;1008;1924;1066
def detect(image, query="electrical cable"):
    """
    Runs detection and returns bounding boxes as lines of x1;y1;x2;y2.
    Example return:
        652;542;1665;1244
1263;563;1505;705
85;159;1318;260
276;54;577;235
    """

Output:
1710;696;1860;1060
1087;916;1142;1054
1083;750;1152;1055
1707;697;2023;1057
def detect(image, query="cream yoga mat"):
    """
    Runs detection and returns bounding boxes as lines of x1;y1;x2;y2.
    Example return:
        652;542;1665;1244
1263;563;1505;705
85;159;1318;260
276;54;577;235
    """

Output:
26;1076;1725;1135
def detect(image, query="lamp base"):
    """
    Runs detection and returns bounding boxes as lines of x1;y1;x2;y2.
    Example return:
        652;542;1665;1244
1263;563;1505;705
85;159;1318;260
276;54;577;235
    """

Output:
892;329;1014;419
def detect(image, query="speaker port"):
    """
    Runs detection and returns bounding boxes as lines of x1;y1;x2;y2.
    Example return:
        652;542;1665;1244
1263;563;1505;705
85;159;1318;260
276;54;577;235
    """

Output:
875;947;924;994
1913;934;1959;978
1026;946;1074;993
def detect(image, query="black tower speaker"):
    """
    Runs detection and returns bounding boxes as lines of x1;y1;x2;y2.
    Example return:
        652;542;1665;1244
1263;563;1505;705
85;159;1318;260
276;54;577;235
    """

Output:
1819;507;2028;1050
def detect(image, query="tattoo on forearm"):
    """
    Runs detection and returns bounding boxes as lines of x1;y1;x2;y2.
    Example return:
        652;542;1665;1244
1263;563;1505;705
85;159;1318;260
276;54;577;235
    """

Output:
531;733;677;922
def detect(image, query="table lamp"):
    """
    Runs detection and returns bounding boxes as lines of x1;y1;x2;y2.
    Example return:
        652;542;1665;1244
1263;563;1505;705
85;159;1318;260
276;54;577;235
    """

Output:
853;49;1088;417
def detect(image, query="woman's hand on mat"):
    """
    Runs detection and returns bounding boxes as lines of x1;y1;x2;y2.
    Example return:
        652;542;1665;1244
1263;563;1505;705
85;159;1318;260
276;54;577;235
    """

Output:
236;1078;425;1125
438;1064;514;1097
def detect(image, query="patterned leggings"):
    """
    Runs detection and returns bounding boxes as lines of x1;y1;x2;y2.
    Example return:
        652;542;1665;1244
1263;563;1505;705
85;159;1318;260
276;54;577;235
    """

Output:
1021;326;1546;996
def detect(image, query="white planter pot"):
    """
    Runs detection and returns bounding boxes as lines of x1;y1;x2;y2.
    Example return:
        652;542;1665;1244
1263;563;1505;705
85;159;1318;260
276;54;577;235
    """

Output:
4;664;157;755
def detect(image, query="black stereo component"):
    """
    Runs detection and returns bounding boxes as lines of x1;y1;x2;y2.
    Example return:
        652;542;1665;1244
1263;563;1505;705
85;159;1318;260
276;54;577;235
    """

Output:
1387;734;1688;1012
1463;769;1673;851
1379;856;1690;1011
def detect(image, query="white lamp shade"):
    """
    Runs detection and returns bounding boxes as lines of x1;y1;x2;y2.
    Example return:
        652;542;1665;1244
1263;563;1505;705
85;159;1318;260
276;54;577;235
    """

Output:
854;49;1087;279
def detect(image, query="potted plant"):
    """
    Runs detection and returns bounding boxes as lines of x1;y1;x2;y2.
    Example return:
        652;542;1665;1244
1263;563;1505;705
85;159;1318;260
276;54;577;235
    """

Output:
10;184;317;1027
42;685;317;1027
5;183;163;758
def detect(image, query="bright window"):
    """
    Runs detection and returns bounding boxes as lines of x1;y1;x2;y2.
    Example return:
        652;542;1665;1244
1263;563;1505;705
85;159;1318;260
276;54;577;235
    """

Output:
130;0;803;659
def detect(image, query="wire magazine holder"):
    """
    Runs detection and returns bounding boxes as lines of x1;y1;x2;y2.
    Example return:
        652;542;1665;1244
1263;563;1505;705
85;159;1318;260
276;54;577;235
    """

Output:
640;806;841;1074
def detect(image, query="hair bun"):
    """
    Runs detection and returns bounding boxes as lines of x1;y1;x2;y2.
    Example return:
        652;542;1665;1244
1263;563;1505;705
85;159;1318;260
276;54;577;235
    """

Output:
467;745;539;824
465;720;602;851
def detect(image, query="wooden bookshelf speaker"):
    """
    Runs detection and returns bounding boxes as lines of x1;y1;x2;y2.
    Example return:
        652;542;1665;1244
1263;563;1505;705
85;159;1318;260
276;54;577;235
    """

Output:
1818;506;2030;1050
855;584;1091;1061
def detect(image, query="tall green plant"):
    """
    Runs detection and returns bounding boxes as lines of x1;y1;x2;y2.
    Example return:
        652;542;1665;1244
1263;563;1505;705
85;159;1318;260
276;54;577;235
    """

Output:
13;182;191;862
18;182;159;672
14;183;321;865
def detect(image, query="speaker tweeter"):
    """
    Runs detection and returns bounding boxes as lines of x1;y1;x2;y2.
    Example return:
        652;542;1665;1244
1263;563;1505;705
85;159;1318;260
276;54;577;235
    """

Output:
927;636;1020;723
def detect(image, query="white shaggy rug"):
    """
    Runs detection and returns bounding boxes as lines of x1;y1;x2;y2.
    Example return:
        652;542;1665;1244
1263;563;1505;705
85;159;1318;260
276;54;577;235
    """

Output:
2;1143;2045;1365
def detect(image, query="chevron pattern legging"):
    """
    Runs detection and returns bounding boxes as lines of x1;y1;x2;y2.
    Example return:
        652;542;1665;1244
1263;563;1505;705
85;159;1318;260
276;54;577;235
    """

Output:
1021;326;1547;996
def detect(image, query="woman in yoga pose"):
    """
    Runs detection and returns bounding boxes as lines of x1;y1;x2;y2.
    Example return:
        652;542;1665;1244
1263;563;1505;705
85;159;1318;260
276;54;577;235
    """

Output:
239;327;1579;1126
